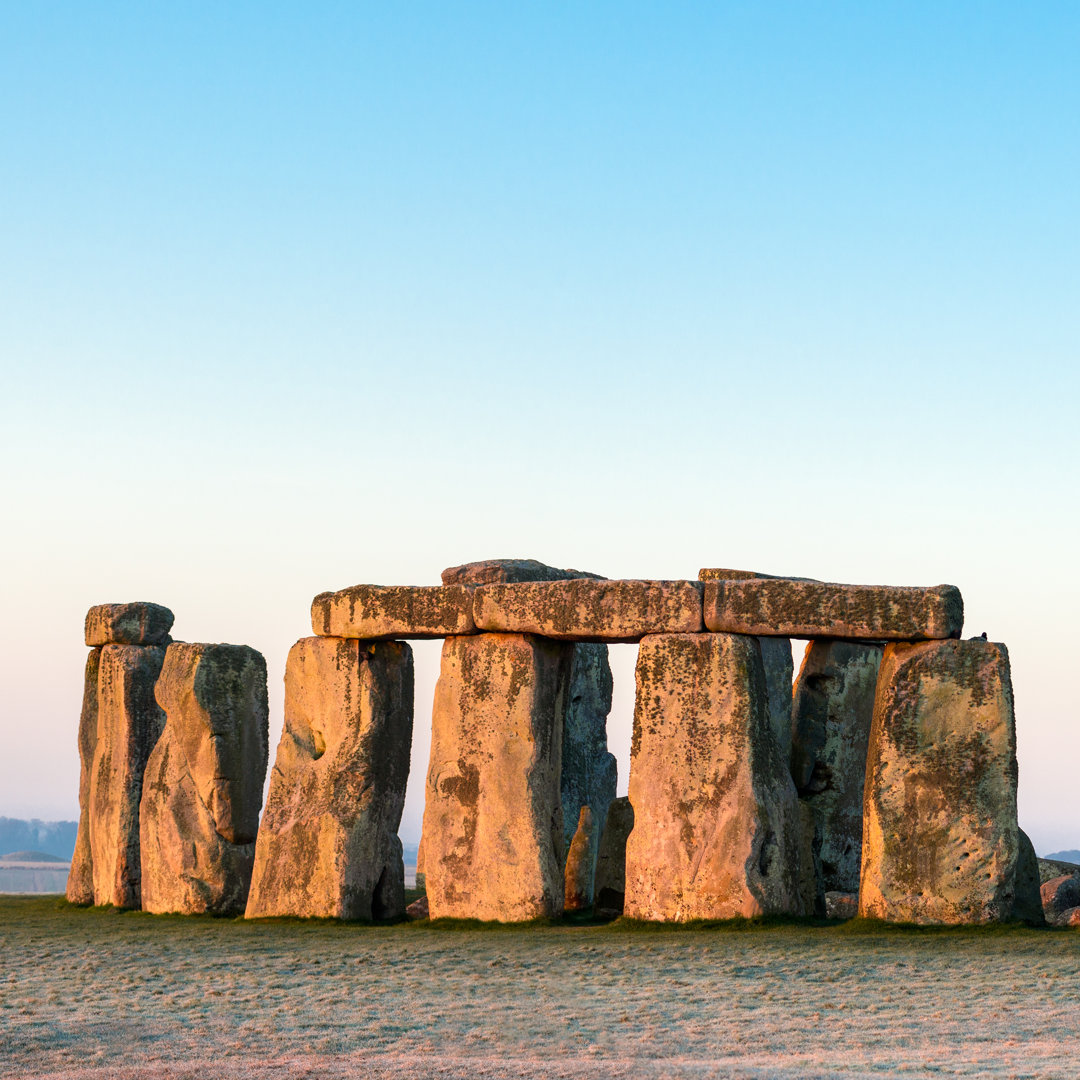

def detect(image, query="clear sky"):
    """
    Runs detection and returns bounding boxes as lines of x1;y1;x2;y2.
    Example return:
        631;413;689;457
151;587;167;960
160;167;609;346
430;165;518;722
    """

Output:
1;4;1077;853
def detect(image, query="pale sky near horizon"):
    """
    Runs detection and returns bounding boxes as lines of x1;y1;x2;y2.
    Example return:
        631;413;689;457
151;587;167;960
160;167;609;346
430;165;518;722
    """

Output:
1;4;1078;853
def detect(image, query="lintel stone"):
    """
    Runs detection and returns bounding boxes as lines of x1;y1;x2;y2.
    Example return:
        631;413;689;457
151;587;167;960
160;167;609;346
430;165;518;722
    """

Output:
311;584;475;639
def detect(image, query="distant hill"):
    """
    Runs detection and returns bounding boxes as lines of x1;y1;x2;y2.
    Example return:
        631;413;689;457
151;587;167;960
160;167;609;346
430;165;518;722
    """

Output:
0;851;68;864
1044;850;1080;864
0;818;77;861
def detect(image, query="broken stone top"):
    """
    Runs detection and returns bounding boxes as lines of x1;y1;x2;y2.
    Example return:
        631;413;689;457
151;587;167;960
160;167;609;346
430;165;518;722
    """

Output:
85;603;174;647
442;558;605;585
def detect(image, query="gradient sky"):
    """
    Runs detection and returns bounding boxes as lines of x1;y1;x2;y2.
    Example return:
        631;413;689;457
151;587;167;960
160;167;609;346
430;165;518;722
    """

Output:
1;4;1077;852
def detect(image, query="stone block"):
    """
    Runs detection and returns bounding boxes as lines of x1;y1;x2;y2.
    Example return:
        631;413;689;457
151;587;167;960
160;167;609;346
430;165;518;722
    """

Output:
703;579;963;640
860;638;1021;924
246;637;413;920
311;584;475;639
825;891;859;919
1042;874;1080;926
759;637;795;765
66;648;101;906
1012;829;1046;925
473;579;704;643
624;633;804;921
442;558;604;585
84;603;174;647
594;796;634;914
140;643;269;915
564;806;598;913
423;633;573;921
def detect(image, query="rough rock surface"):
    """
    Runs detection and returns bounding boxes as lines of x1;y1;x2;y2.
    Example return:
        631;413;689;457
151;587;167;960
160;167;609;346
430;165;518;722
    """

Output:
423;633;573;921
703;579;963;641
84;603;174;647
1039;856;1080;884
246;637;413;921
825;891;859;920
442;558;604;586
593;796;634;914
1041;875;1080;926
414;836;425;892
1012;829;1046;925
88;644;167;908
860;639;1020;924
66;648;101;905
311;584;475;640
698;569;819;582
564;807;597;913
1062;907;1080;927
759;637;795;765
473;579;704;643
796;800;825;917
140;644;269;915
624;633;804;921
791;641;883;893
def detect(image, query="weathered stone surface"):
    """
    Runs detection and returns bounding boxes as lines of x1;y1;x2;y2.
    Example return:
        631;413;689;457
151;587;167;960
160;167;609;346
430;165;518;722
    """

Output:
67;649;101;905
564;807;597;913
624;634;804;921
84;603;174;647
1039;857;1080;884
246;637;413;921
698;569;819;582
796;799;825;917
1062;907;1080;927
88;644;167;908
791;641;883;893
311;584;475;640
1041;875;1080;926
423;633;573;921
140;643;269;915
825;891;859;920
759;637;795;764
594;796;633;914
473;579;704;643
703;579;963;641
414;835;426;892
406;894;430;920
442;558;604;586
1012;829;1046;925
860;639;1020;924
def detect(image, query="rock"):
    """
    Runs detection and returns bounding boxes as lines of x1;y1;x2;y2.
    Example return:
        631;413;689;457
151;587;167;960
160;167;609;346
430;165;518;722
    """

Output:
698;569;819;582
1062;907;1080;927
1038;857;1080;884
473;579;704;643
246;637;413;921
759;637;795;765
796;799;825;917
84;603;174;647
594;796;633;914
825;891;859;920
406;894;429;920
423;633;573;921
860;639;1021;924
88;644;167;908
703;579;964;641
414;835;425;892
624;633;804;921
791;641;883;893
1012;830;1046;925
311;584;475;640
66;648;101;905
1041;875;1080;926
564;807;598;912
442;558;604;585
140;644;269;915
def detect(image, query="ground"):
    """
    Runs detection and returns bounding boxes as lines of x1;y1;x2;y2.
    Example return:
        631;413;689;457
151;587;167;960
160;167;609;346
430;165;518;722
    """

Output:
2;896;1079;1079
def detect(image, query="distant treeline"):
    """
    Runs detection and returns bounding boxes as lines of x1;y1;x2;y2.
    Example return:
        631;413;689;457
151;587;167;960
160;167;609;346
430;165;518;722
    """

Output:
0;818;77;860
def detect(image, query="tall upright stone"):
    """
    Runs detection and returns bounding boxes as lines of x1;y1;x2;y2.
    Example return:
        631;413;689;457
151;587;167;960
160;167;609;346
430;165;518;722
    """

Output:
140;644;269;915
791;641;883;893
758;637;794;765
624;633;804;921
88;644;167;908
423;632;573;921
860;638;1022;924
246;637;413;921
593;795;634;913
66;648;101;905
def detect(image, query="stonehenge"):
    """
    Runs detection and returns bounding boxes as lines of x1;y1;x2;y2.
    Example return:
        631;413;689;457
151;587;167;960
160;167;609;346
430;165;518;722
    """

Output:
69;565;1045;927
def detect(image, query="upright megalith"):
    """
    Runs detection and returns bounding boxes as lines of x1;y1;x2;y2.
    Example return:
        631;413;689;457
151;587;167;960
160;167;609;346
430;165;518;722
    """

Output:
593;795;634;913
791;640;883;893
860;638;1022;924
758;637;794;765
140;643;269;915
423;632;573;921
66;648;101;905
88;643;167;908
624;633;804;921
246;637;413;920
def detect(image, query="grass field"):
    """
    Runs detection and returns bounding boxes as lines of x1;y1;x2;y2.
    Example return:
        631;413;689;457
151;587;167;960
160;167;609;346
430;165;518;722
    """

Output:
2;895;1079;1079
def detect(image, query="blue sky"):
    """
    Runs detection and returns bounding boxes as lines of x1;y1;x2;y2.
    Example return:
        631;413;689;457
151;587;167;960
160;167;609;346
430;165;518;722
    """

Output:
1;4;1077;850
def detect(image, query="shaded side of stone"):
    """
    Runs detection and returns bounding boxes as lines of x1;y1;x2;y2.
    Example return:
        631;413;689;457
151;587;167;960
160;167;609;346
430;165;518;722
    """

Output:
624;633;804;921
758;637;794;766
246;637;413;921
423;633;573;921
311;584;475;640
1012;829;1046;925
84;603;174;647
140;643;270;915
441;558;605;585
1041;874;1080;926
860;638;1020;924
594;796;634;913
67;648;101;905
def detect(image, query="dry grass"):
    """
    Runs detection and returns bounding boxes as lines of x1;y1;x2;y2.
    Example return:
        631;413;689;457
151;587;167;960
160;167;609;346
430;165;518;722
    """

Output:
2;896;1079;1079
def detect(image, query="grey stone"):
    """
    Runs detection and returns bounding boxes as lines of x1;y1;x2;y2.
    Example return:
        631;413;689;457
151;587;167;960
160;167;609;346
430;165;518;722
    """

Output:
759;637;794;765
442;558;604;585
1042;874;1080;926
825;891;859;920
594;796;634;914
1012;829;1045;925
84;603;174;647
311;584;475;639
66;648;101;906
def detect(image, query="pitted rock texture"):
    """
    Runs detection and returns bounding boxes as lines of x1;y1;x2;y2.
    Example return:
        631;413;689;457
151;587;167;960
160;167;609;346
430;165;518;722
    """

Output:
423;633;573;921
860;639;1020;924
796;799;825;917
1012;830;1045;925
703;580;963;641
791;641;883;893
140;643;269;915
564;807;598;912
442;558;604;586
1041;874;1080;926
84;603;174;647
1039;857;1080;884
759;637;795;765
473;579;704;643
624;633;804;921
698;569;819;582
311;584;475;640
246;637;413;921
594;796;634;913
88;644;167;908
67;648;101;905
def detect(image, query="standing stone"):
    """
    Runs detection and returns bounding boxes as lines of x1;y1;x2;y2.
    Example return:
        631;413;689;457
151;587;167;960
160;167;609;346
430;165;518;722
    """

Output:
624;634;803;921
791;641;883;893
423;632;573;921
860;638;1022;924
593;796;634;913
414;835;426;892
140;644;269;915
758;637;794;764
66;648;101;905
1041;874;1080;926
88;644;167;908
246;637;413;921
564;807;596;912
1013;829;1045;925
